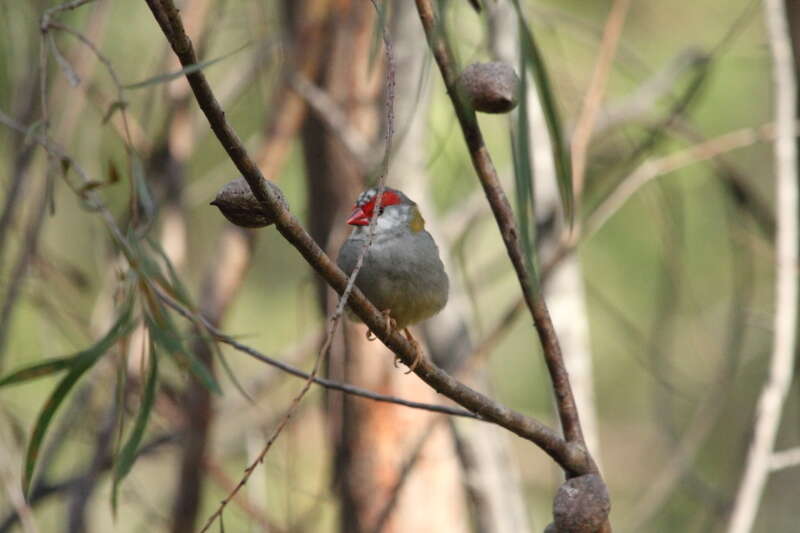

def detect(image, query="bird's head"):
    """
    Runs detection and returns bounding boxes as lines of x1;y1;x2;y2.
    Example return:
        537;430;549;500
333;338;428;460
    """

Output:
346;187;425;235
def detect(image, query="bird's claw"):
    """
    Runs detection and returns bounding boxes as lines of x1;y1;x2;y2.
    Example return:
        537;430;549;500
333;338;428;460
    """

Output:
382;309;397;336
365;313;422;373
366;309;397;342
403;328;423;374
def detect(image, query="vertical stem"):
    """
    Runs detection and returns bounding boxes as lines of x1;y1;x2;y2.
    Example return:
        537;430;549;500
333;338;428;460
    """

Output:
413;0;587;450
727;1;798;532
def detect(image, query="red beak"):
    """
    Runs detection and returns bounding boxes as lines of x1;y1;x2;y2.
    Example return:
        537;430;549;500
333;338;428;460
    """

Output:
346;207;370;226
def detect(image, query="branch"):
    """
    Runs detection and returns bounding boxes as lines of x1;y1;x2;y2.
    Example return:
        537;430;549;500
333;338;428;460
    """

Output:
142;0;591;475
586;122;781;240
727;0;798;531
155;285;478;420
412;0;590;456
289;73;376;172
0;432;177;533
770;447;800;472
570;0;631;198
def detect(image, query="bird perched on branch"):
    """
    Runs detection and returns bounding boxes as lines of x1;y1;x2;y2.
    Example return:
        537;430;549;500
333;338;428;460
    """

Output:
337;187;449;372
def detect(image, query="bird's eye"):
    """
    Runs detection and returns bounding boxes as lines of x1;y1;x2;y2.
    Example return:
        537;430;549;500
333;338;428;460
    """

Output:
377;206;385;215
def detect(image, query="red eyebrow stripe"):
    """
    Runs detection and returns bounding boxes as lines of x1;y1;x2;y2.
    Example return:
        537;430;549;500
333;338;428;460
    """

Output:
379;190;401;206
362;190;401;210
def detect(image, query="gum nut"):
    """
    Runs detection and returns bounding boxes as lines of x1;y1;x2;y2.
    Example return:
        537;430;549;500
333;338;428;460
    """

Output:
210;176;288;228
553;474;610;533
457;61;520;114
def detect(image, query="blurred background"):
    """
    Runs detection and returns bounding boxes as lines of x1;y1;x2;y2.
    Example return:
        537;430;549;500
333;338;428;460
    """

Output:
0;0;797;532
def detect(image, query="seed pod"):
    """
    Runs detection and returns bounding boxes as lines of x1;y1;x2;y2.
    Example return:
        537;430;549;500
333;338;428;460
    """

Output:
210;176;288;228
553;474;610;533
457;61;520;114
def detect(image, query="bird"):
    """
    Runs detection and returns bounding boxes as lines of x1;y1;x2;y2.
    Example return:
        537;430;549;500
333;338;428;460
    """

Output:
337;187;449;372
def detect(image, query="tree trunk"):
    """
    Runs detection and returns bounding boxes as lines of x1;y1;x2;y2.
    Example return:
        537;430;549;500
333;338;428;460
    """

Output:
292;2;469;531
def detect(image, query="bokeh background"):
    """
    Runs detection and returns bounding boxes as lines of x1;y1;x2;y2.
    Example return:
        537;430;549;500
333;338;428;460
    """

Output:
0;0;797;532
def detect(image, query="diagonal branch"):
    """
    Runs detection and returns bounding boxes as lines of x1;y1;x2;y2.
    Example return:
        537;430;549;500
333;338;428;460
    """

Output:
570;0;631;198
141;0;591;475
412;0;590;456
154;283;479;419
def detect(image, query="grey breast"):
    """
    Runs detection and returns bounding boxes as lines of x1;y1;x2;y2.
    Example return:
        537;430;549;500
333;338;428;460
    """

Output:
337;230;449;327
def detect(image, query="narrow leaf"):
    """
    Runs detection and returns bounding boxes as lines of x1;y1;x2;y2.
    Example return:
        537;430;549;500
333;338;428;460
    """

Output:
510;50;539;283
49;34;81;88
511;1;573;225
123;42;250;90
146;314;220;395
132;156;156;223
145;237;193;307
0;357;74;388
214;342;253;403
112;345;158;512
23;299;135;496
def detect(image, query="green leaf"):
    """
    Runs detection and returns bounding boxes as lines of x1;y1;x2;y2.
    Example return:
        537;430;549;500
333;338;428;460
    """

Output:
127;237;165;285
146;314;220;395
136;245;241;399
132;156;156;224
123;42;251;90
145;237;193;307
214;341;253;403
511;1;573;225
510;51;539;285
0;357;74;388
23;298;136;496
112;345;158;513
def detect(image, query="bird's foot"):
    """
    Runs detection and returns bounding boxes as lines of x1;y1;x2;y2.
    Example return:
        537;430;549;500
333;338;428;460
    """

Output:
402;328;423;374
366;309;397;342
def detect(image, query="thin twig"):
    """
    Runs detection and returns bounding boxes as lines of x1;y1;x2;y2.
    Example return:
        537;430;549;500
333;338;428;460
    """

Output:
570;0;631;199
579;121;782;247
541;120;783;278
203;458;281;532
668;118;775;236
41;17;137;222
0;432;177;533
289;73;376;172
727;0;798;531
159;284;480;418
769;447;800;472
252;0;330;174
39;0;96;30
592;49;707;135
